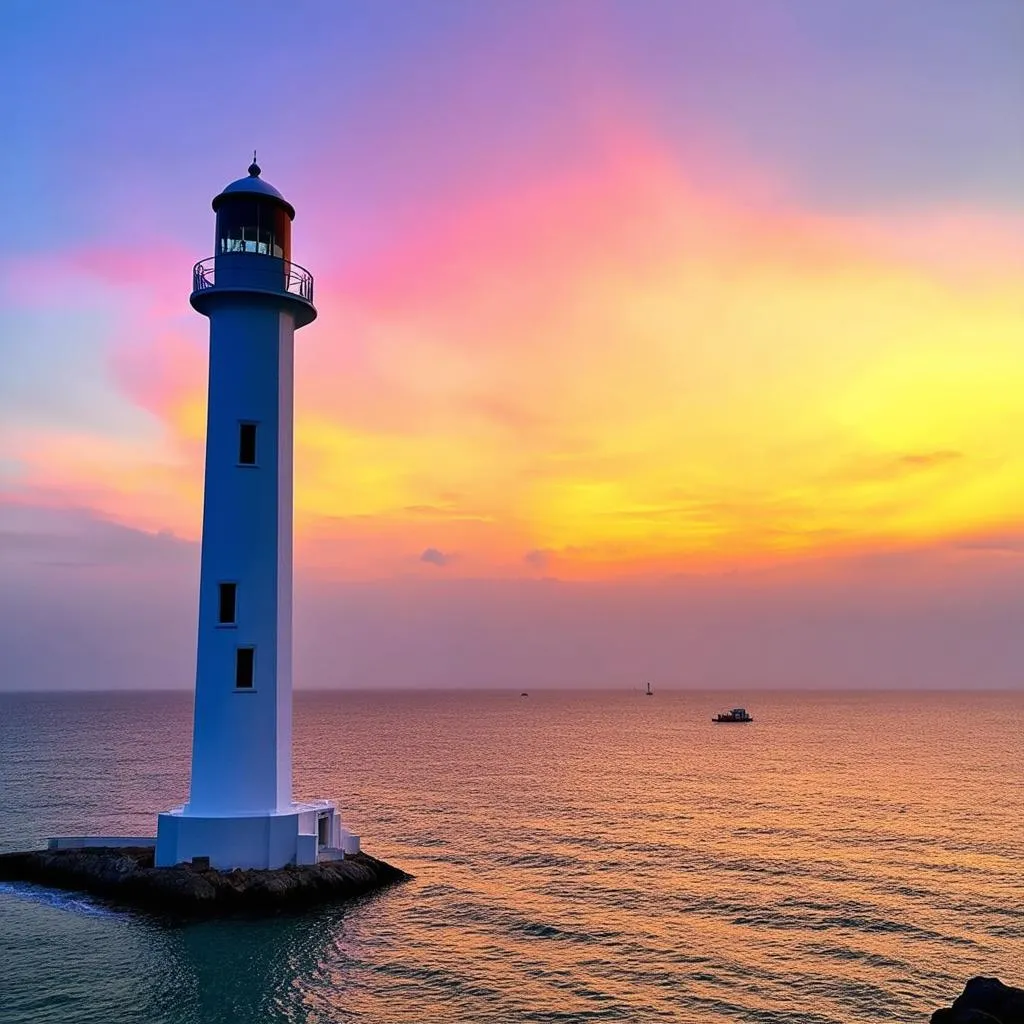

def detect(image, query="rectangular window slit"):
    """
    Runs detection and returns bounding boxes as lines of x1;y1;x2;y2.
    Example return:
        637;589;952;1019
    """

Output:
218;582;237;625
238;423;257;465
235;647;255;689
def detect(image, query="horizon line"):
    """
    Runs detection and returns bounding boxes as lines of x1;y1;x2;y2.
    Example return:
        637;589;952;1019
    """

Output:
2;685;1022;696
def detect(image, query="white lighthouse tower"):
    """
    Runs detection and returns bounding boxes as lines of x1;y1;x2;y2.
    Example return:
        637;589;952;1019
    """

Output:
155;160;354;870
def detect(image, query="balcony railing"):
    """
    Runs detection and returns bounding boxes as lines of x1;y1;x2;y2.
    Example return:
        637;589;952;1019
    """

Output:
192;255;314;303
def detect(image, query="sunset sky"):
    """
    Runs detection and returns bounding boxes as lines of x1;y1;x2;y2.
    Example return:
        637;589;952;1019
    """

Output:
1;0;1023;689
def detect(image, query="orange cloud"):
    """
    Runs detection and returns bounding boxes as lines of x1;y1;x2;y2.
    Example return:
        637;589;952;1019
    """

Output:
6;128;1024;581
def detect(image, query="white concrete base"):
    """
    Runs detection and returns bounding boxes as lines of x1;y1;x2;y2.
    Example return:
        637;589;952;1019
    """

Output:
154;799;351;869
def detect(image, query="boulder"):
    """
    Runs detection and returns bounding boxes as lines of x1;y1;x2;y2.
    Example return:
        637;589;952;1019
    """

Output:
932;978;1024;1024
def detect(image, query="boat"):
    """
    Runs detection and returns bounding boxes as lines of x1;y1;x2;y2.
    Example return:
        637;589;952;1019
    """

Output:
645;682;653;696
712;707;753;723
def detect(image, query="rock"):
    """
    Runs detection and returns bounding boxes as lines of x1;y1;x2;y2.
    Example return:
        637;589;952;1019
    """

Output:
932;1011;1004;1024
931;977;1024;1024
0;846;410;918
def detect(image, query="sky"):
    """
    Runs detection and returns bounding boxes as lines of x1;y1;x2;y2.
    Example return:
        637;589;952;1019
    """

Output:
1;0;1023;690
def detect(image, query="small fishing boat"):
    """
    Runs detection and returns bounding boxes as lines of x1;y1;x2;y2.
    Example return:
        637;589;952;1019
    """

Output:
645;681;653;696
713;707;753;723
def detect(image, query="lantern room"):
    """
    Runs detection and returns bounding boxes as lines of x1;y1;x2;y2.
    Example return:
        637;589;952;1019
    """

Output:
211;158;295;261
191;157;315;326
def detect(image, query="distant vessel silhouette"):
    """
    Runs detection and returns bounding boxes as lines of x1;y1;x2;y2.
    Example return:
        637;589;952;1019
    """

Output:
645;682;653;696
713;707;753;723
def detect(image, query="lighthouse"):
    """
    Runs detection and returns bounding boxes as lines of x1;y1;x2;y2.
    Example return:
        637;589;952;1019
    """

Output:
155;160;354;870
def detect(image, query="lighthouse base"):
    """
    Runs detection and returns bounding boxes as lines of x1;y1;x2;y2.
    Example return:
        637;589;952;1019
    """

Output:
154;800;358;870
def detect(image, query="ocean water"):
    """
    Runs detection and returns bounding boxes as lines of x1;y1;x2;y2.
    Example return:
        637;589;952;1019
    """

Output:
0;689;1020;1024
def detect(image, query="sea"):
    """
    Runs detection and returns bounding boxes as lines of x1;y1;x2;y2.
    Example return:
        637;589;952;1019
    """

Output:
0;689;1020;1024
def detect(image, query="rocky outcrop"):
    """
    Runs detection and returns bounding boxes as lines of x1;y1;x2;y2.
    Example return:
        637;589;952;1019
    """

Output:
931;978;1024;1024
0;846;410;917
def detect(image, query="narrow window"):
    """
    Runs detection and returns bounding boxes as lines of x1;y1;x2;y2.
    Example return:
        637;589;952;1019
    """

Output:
218;582;237;625
238;423;257;465
235;647;255;689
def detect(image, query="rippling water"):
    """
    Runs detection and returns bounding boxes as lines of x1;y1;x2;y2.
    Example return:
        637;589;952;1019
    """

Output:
0;689;1020;1023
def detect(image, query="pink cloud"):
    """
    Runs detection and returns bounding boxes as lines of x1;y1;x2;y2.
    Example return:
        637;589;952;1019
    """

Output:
109;328;206;432
4;115;1024;581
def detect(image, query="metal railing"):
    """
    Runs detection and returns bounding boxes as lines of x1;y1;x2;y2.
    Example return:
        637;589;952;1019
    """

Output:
191;255;314;303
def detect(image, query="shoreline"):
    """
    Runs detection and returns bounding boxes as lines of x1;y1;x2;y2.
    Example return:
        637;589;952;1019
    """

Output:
0;846;411;918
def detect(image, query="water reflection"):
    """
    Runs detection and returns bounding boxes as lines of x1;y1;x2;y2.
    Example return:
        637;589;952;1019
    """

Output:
161;906;351;1023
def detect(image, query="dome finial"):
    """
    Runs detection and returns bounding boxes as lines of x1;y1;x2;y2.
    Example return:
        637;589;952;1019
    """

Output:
248;150;260;177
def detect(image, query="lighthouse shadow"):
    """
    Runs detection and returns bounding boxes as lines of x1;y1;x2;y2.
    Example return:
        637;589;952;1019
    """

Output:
162;899;375;1023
